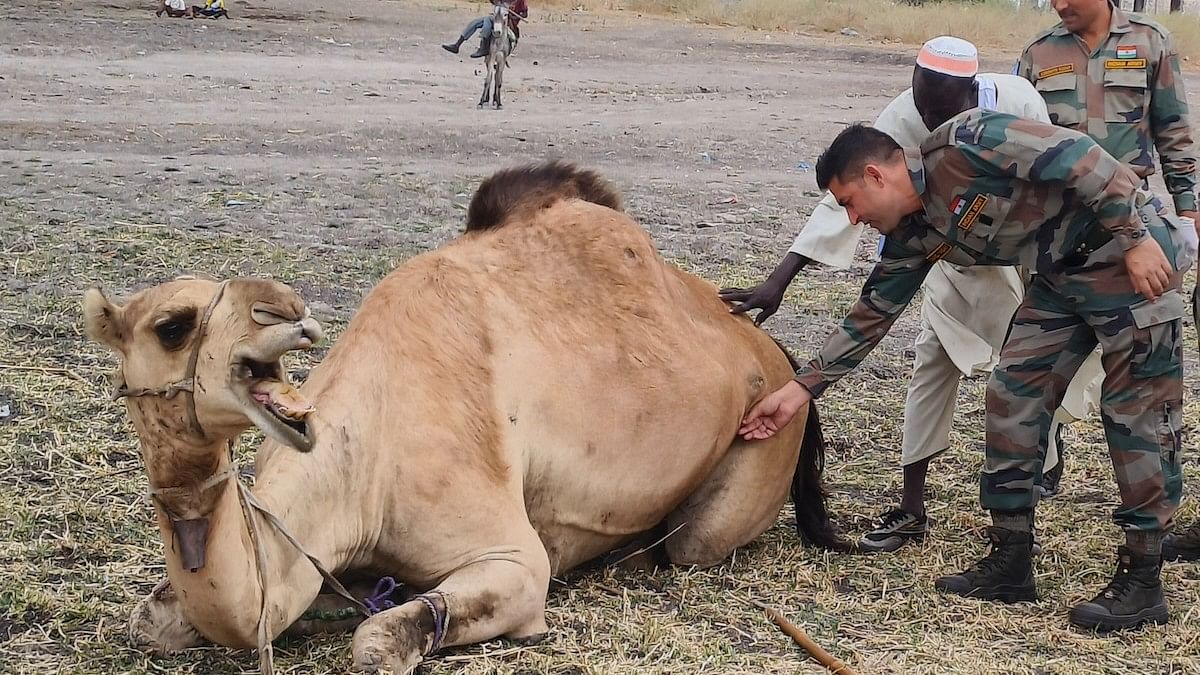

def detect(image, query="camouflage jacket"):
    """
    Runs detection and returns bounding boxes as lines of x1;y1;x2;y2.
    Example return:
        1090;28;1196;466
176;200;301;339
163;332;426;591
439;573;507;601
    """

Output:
1015;6;1196;213
794;109;1161;396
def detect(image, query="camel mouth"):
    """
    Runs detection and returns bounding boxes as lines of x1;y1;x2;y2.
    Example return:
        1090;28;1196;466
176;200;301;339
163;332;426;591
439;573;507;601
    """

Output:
240;357;283;382
233;357;316;452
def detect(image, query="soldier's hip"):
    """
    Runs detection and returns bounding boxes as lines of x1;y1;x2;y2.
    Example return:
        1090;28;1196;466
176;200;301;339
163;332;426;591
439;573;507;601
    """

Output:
1056;199;1192;277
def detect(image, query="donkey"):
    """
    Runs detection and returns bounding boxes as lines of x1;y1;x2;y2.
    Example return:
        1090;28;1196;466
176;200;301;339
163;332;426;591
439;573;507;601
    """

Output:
479;1;513;109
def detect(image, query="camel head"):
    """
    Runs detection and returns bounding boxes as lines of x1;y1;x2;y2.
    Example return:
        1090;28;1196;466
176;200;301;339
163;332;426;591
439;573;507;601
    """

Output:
83;277;324;457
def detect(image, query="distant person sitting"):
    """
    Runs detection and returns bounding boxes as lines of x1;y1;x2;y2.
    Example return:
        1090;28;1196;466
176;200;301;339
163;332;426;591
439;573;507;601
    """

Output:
194;0;228;18
442;0;528;58
156;0;193;18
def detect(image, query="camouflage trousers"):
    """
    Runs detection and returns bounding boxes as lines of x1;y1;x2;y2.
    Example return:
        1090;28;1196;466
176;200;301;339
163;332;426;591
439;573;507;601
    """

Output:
982;218;1187;532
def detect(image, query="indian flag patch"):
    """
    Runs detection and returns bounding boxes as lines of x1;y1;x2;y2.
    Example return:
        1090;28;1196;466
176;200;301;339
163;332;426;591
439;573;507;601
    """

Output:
1116;45;1138;59
950;196;966;215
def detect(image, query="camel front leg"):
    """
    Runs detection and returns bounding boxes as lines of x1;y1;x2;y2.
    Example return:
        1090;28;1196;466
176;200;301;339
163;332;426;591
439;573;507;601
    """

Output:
128;579;206;654
351;540;550;674
130;577;372;654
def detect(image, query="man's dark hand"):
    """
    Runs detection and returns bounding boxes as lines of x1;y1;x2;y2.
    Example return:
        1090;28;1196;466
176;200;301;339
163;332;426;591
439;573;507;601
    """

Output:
718;280;787;325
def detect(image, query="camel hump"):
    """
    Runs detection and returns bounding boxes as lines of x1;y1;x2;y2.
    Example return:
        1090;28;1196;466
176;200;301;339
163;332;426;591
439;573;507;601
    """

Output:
465;161;624;232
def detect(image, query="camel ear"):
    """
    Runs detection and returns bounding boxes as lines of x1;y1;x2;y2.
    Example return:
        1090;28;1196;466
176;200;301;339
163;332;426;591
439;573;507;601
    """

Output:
82;287;127;351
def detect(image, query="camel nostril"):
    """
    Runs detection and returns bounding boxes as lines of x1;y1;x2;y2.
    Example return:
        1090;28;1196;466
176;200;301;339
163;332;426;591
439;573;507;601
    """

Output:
298;318;324;346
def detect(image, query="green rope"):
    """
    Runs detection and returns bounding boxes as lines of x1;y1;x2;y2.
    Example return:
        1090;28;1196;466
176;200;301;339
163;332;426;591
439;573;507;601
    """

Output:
299;606;362;623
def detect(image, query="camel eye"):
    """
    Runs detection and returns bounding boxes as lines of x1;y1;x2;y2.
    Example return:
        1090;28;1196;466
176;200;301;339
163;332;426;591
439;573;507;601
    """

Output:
154;314;195;350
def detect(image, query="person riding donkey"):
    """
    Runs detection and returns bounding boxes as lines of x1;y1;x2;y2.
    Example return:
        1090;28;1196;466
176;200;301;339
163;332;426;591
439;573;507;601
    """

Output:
442;0;529;59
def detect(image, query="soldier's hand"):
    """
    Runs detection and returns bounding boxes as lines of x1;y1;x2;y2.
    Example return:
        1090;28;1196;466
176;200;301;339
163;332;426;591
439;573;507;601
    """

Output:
718;280;788;325
1124;237;1173;300
739;380;811;441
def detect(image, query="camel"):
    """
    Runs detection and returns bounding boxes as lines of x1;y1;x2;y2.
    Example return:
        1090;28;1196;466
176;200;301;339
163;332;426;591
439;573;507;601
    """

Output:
83;162;847;673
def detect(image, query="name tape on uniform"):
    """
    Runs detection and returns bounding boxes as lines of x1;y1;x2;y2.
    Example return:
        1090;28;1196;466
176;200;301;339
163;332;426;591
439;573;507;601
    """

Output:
957;195;989;231
1037;64;1074;79
1105;58;1147;70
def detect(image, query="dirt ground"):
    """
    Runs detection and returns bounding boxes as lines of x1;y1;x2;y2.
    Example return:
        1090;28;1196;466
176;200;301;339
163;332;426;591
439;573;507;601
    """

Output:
3;0;1200;673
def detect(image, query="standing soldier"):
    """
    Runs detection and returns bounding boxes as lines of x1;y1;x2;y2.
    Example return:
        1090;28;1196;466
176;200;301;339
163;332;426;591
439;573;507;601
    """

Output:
739;112;1195;631
1015;0;1199;561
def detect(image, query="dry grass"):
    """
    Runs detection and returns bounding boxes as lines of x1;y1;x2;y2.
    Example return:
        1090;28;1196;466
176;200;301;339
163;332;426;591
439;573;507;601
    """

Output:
533;0;1200;65
3;188;1200;674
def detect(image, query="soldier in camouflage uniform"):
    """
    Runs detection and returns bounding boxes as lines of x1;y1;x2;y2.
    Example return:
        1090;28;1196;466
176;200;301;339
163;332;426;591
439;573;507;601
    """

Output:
739;111;1195;631
1015;0;1194;223
1015;0;1198;509
1018;0;1200;566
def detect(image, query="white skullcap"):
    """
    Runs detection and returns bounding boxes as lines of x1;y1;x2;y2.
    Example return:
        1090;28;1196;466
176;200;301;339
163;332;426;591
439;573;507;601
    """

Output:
916;36;979;78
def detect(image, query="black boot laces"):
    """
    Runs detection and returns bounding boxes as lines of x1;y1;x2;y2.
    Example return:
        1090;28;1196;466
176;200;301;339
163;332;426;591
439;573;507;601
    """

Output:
968;533;1013;579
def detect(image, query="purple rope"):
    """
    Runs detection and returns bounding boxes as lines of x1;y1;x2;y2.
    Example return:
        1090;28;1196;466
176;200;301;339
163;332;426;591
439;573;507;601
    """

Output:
362;577;449;654
364;576;399;615
416;592;448;655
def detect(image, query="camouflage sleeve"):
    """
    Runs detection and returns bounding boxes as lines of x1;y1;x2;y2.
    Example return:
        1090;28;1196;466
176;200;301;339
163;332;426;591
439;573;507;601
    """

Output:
965;117;1148;251
793;239;931;397
1150;34;1197;213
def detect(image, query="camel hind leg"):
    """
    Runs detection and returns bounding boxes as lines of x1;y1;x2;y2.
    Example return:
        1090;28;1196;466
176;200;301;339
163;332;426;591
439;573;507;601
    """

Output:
663;404;847;568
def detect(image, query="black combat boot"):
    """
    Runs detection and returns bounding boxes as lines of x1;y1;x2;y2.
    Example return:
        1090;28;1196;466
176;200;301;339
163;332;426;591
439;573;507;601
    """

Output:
935;526;1037;602
442;36;466;53
1070;546;1169;631
1162;522;1200;562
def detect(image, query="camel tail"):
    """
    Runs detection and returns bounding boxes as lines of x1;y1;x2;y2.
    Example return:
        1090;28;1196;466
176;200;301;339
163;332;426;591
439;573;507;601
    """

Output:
767;336;854;552
465;161;624;232
790;403;855;552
